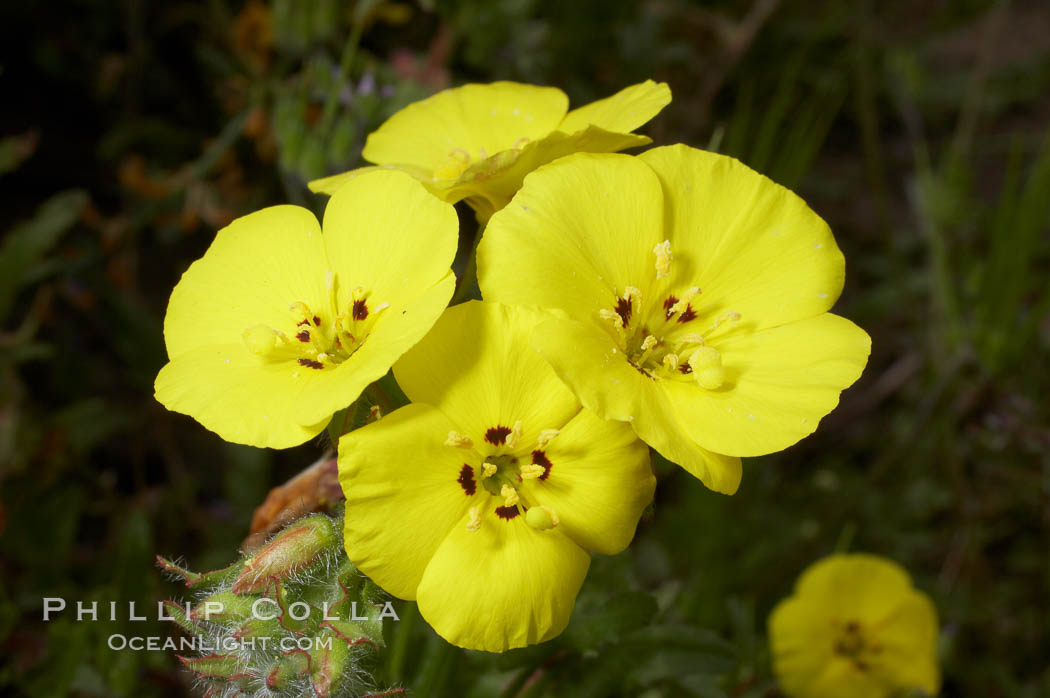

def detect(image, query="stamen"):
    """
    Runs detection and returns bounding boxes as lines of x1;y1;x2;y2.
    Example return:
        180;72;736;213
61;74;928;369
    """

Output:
640;335;658;352
465;506;482;532
368;405;382;421
669;287;700;315
444;431;474;448
536;429;559;449
653;240;673;280
520;464;547;480
500;484;519;507
505;420;523;450
707;310;742;334
289;302;313;326
525;505;559;531
679;333;705;345
481;462;498;479
599;308;625;329
662;352;680;371
623;286;642;302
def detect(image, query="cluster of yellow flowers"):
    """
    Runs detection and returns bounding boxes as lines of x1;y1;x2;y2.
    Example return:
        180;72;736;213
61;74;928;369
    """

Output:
155;80;939;695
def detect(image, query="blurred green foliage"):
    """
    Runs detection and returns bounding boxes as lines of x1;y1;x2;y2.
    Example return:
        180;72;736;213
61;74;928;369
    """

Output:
1;0;1048;696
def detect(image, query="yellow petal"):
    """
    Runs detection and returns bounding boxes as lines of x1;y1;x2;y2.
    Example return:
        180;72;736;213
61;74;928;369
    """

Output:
527;408;654;554
558;80;671;135
163;205;329;359
393;301;580;447
769;596;841;698
361;82;568;172
665;313;871;457
531;316;741;494
338;403;481;600
445;126;652;222
154;345;330;448
309;164;420;196
479;152;665;329
875;591;941;695
796;554;915;624
416;513;589;652
321;169;458;310
639;144;846;331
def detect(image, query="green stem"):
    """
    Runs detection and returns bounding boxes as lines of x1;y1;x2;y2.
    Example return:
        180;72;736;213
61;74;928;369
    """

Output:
385;601;417;684
412;632;459;697
452;223;485;305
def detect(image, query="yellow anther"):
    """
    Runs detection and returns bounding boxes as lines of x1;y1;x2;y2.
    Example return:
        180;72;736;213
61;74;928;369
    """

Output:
500;484;519;507
679;333;705;345
662;352;680;371
481;461;498;479
243;325;278;357
525;506;559;531
444;431;473;448
288;301;313;325
368;405;383;421
599;308;624;329
695;366;726;390
373;302;390;315
325;270;334;290
707;310;742;334
669;286;701;315
506;420;523;449
640;334;658;352
511;137;530;150
465;506;482;533
520;464;547;480
536;429;560;448
433;148;472;180
653;240;673;280
623;286;642;302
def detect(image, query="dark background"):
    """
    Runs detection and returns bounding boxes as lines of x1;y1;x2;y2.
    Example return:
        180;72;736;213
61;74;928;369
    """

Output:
0;0;1047;695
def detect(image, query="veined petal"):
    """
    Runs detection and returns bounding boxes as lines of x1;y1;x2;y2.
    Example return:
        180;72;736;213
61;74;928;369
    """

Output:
447;127;651;223
769;597;839;698
294;273;455;427
309;164;429;196
393;301;580;448
362;82;568;172
479;152;665;330
163;205;329;358
665;313;871;457
321;169;458;309
527;408;653;554
416;515;589;652
154;345;329;448
640;144;846;332
796;554;914;620
875;592;941;695
338;403;480;600
558;80;671;135
532;317;741;494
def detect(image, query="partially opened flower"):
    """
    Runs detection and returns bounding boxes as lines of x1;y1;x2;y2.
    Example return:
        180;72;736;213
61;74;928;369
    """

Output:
309;80;671;222
155;170;458;448
769;554;941;698
478;147;871;493
338;301;654;652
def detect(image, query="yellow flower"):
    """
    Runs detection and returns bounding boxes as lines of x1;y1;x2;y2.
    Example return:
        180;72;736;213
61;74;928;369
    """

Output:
769;554;941;698
338;301;655;652
477;146;871;494
154;170;458;448
309;80;671;222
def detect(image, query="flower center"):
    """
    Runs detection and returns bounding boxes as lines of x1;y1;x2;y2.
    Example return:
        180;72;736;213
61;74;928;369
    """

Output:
831;619;883;672
432;148;472;181
445;422;561;533
598;240;741;389
240;274;388;372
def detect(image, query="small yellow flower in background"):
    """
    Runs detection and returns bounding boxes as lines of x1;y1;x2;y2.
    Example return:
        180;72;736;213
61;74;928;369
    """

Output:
478;146;871;494
338;301;655;652
769;554;941;698
309;80;671;222
154;170;458;448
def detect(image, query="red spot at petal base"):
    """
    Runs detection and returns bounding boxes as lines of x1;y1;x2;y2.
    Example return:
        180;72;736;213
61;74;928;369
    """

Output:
531;450;552;480
677;306;697;323
485;426;512;445
663;295;679;319
297;358;324;370
352;299;369;321
457;464;476;496
296;330;311;342
495;505;519;520
614;296;632;326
